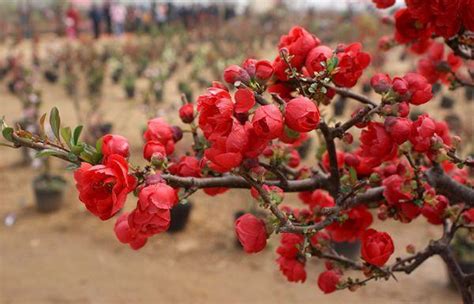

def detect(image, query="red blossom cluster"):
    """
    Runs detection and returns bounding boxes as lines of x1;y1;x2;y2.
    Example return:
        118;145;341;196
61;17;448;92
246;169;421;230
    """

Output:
4;20;473;299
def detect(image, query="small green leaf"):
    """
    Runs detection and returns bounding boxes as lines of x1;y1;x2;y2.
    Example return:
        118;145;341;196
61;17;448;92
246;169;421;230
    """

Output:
71;144;84;155
61;127;72;148
72;125;83;145
349;167;357;184
49;107;61;142
95;137;103;153
65;163;80;170
2;127;14;142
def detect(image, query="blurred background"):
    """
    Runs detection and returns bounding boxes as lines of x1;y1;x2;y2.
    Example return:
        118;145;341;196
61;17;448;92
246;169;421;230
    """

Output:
0;0;472;303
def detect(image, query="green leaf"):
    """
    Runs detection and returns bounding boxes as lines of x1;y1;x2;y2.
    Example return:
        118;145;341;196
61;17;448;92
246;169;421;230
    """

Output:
36;149;62;158
61;127;72;148
49;107;61;142
349;167;357;184
95;137;103;153
2;127;14;142
72;125;83;145
71;144;84;155
65;163;80;170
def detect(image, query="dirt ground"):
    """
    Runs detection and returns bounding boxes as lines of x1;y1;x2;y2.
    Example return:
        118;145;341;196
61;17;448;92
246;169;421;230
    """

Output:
0;38;471;304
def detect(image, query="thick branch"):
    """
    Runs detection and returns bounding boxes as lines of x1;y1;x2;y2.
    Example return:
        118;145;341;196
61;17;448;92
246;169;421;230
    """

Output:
425;165;474;205
319;121;340;198
161;173;327;192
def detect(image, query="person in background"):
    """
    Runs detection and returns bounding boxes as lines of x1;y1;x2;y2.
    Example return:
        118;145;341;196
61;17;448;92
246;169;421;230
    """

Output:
66;4;80;39
111;2;126;36
102;0;112;35
89;4;102;39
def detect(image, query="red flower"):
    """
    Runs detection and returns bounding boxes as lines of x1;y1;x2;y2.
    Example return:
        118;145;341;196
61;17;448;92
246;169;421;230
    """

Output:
223;64;250;85
74;154;137;220
169;156;201;177
429;0;462;38
462;0;474;31
234;88;256;114
304;45;332;76
403;73;433;105
332;43;371;88
114;213;148;250
278;26;319;68
327;206;373;242
360;122;397;166
304;189;335;212
102;134;130;159
178;103;195;124
197;87;234;141
372;0;395;9
128;207;170;236
204;122;248;173
129;183;178;236
277;257;307;283
143;118;175;154
288;149;301;168
285;97;320;132
361;228;395;267
384;117;412;145
268;83;293;101
143;141;166;161
276;233;304;259
421;195;448;225
463;209;474;223
394;8;432;44
409;114;436;152
235;213;267;253
317;270;341;294
252;104;284;139
382;174;414;205
322;150;345;171
138;183;178;211
370;73;392;93
255;60;274;80
203;187;228;196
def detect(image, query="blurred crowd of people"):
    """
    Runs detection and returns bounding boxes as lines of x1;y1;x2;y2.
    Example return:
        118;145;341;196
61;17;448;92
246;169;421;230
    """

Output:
12;1;238;40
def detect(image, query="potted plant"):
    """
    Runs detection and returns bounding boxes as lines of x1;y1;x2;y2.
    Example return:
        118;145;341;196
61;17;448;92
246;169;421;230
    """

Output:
32;159;66;213
167;200;193;233
123;73;136;99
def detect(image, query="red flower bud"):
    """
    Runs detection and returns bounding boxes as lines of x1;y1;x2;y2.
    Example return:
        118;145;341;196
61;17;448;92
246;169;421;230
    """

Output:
317;270;341;294
102;134;130;159
235;213;267;253
285;97;320;132
178;103;194;123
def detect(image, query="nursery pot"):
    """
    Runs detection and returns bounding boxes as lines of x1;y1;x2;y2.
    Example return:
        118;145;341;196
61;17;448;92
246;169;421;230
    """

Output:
297;137;313;160
125;86;135;99
332;240;361;259
44;70;58;83
33;174;66;213
167;202;193;233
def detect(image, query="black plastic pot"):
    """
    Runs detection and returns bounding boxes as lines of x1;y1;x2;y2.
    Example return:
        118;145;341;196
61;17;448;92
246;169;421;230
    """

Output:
440;96;455;109
465;87;473;102
333;96;347;117
33;175;66;213
125;86;135;99
297;137;313;160
167;202;193;233
432;82;442;95
362;82;372;94
44;70;58;83
332;240;361;259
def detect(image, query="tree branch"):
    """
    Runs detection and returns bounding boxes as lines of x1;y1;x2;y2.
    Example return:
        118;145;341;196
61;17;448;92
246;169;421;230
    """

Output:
424;164;474;205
